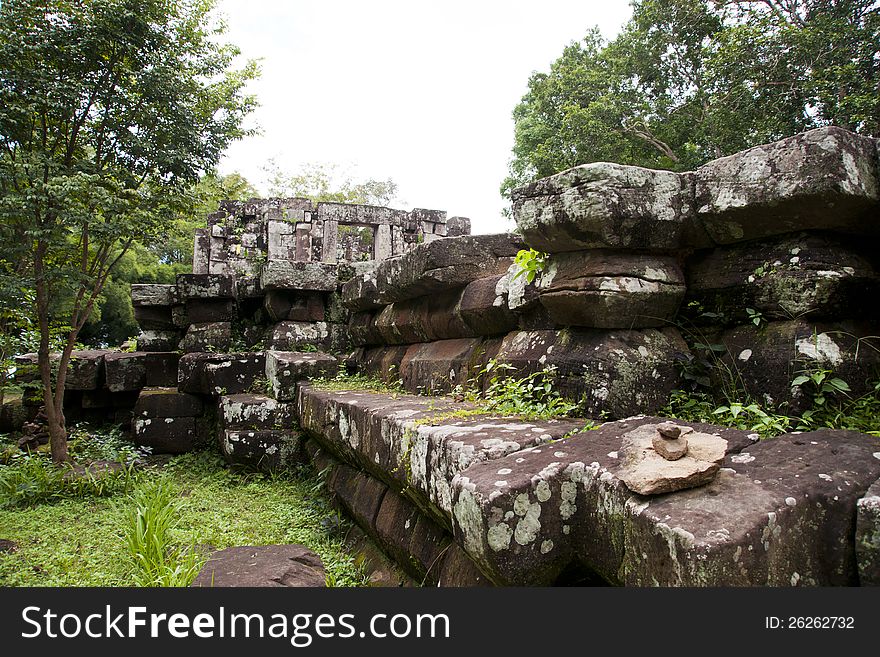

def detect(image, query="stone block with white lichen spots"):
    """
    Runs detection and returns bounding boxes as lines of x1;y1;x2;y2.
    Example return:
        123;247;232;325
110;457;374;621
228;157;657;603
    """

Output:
451;419;878;585
693;126;879;245
265;351;338;401
536;251;686;329
511;162;692;253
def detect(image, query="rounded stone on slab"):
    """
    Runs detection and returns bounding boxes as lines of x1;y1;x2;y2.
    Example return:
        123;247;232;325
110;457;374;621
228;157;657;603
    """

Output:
652;434;688;460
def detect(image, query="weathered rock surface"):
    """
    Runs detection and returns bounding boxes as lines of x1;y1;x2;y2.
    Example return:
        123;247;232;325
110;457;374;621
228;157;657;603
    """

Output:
178;352;266;396
619;423;725;494
136;330;181;352
131;284;176;306
373;290;473;345
264;290;325;322
176;273;235;299
191;545;325;587
104;352;148;392
494;328;688;418
185;299;235;324
718;319;880;411
856;477;880;586
398;338;485;394
133;305;175;330
693;127;879;244
684;233;880;324
265;351;338;401
296;384;591;529
134;388;203;418
451;420;879;585
512;162;692;252
341;262;382;311
181;322;232;353
537;251;686;328
219;430;301;470
459;274;518;337
260;261;338;291
373;234;523;305
265;321;330;351
219;393;293;431
132;415;198;454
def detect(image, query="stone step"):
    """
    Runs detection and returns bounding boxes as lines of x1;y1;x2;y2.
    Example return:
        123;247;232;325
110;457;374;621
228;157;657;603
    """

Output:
296;384;880;586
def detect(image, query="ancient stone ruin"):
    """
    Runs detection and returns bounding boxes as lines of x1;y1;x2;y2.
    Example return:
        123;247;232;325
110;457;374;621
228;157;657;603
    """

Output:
9;126;880;586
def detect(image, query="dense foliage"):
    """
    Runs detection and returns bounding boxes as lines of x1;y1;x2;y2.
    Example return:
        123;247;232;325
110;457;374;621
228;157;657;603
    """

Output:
503;0;880;195
0;0;258;460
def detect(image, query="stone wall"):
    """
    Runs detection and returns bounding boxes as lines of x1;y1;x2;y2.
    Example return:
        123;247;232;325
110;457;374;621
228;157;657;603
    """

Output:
7;127;880;587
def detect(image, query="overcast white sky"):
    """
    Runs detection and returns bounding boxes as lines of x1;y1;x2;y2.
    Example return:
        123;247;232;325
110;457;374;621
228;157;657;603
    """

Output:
215;1;633;234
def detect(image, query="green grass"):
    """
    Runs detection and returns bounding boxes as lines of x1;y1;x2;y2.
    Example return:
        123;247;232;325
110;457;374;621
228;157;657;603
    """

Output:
0;446;369;587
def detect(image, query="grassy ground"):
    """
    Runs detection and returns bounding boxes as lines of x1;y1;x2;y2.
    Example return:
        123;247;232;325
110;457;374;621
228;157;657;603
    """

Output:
0;432;369;587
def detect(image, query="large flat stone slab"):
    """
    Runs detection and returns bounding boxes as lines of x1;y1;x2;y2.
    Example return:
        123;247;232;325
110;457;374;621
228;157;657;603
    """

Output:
260;261;339;291
373;234;523;305
131;284;177;306
693;127;879;244
537;251;685;328
296;384;592;529
451;419;880;585
512;162;692;252
178;352;265;396
176;273;235;299
191;545;325;587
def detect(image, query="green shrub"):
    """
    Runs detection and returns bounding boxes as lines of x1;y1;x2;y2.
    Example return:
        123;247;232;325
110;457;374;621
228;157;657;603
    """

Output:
119;478;204;587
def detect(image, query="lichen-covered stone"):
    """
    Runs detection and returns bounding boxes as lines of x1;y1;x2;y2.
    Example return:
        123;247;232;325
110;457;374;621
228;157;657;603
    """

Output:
219;429;301;470
176;273;235;299
181;322;232;353
452;420;879;586
131;284;177;306
718;319;880;411
177;352;265;396
265;350;339;401
341;262;382;311
494;328;688;418
191;545;325;588
374;234;523;305
296;384;590;530
219;393;294;431
684;233;880;325
856;478;880;586
512;162;692;252
260;261;338;291
104;352;148;392
537;251;686;328
693;127;879;244
132;415;198;454
136;330;181;352
265;321;330;352
134;387;203;418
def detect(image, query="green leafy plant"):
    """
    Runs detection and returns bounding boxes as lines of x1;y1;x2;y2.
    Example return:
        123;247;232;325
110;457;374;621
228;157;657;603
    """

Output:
466;360;578;420
512;249;549;284
791;368;851;408
119;479;204;587
745;307;765;327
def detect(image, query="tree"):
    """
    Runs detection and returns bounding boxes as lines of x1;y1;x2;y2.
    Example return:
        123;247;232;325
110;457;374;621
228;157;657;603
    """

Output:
265;160;400;207
503;0;880;194
0;0;259;462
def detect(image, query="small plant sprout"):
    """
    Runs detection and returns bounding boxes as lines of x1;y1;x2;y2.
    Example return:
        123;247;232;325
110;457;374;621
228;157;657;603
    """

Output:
512;248;549;284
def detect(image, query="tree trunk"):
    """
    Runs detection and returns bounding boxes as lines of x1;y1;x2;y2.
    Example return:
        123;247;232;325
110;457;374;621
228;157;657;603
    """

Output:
34;240;69;463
